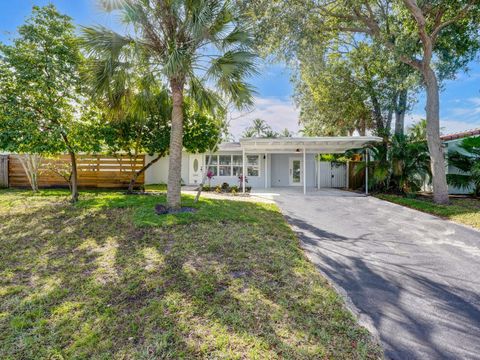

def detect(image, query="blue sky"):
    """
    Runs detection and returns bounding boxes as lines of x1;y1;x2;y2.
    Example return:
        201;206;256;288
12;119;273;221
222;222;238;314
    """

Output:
2;1;479;137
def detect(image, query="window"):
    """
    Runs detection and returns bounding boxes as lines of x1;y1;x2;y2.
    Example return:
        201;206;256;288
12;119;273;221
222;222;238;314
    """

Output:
219;155;231;176
204;154;261;177
232;155;243;176
247;155;260;177
206;155;218;176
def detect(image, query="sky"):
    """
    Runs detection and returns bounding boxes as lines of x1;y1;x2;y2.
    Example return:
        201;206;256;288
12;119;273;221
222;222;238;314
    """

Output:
1;1;479;139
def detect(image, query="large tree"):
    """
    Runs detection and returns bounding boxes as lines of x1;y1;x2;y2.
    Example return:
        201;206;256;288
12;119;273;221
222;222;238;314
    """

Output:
245;0;480;204
0;5;100;202
83;0;257;209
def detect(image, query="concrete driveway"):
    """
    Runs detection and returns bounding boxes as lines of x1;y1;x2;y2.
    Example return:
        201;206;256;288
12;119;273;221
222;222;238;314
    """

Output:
262;188;480;360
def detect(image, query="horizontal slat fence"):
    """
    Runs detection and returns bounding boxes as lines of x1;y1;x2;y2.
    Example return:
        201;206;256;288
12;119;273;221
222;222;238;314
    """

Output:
8;154;145;189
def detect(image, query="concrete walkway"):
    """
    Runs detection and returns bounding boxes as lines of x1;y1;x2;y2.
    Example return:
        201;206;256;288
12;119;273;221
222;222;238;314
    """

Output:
266;188;480;360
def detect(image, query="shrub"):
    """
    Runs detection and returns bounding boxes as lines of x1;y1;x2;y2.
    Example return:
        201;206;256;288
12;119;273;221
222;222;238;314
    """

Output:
214;185;222;193
221;182;230;191
246;186;252;193
202;185;211;192
229;185;239;193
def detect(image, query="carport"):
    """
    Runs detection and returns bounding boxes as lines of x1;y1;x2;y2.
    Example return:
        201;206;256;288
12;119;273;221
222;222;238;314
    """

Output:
239;136;382;194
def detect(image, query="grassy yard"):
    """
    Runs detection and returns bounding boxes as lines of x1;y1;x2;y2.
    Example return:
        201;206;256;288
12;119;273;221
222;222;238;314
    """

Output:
0;189;380;359
377;194;480;230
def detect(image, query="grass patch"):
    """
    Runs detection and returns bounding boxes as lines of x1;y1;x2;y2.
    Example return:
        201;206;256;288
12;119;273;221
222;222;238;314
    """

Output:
0;189;380;359
377;194;480;230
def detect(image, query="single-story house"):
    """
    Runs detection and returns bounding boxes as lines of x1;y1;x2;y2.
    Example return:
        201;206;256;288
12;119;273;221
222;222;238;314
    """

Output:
441;128;480;194
144;136;382;193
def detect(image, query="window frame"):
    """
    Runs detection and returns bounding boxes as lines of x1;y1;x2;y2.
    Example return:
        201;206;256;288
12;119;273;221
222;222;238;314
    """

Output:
204;154;261;178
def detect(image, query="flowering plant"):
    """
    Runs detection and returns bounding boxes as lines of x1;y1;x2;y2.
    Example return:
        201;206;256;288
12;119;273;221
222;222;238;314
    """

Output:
238;175;248;187
206;169;214;186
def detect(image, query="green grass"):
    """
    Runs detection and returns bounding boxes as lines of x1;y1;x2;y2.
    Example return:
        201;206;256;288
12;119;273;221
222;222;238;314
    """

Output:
0;189;380;359
377;194;480;230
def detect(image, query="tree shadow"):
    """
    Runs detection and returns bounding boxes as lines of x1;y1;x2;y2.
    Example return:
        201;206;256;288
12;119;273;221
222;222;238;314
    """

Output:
286;214;480;360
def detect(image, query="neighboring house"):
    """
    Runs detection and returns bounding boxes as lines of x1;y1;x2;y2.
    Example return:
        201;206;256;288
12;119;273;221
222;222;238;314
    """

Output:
144;136;381;193
441;128;480;195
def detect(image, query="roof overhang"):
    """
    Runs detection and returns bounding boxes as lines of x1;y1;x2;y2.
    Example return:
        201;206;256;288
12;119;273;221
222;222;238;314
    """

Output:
239;136;382;153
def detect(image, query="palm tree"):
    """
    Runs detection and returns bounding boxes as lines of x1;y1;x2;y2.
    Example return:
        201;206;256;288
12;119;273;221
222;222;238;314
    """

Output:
280;128;293;137
241;127;257;138
447;137;480;196
82;0;257;209
251;118;269;137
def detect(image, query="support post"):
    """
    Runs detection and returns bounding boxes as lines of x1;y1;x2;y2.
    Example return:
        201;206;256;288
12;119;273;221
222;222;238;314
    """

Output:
346;160;350;189
303;148;306;194
317;154;321;190
365;149;369;195
264;153;268;189
242;148;246;194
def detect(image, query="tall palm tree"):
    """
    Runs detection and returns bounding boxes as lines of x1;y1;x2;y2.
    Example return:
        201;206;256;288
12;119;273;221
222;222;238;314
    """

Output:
251;118;269;137
82;0;257;209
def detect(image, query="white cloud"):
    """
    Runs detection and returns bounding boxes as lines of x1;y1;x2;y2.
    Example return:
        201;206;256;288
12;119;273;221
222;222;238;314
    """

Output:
228;97;300;139
405;113;480;135
449;97;480;120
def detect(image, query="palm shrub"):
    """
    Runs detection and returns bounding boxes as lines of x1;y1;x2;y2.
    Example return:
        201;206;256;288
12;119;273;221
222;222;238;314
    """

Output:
82;0;257;209
356;134;431;194
447;137;480;196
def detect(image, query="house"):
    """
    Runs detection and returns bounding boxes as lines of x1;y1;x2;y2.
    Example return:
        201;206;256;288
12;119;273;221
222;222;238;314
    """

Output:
144;136;382;193
441;128;480;194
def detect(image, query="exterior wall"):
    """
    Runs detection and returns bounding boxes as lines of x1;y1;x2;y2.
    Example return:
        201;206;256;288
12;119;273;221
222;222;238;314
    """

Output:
144;152;190;185
270;154;316;187
145;151;267;188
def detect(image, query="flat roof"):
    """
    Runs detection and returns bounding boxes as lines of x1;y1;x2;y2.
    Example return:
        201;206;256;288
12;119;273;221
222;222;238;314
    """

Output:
238;136;382;153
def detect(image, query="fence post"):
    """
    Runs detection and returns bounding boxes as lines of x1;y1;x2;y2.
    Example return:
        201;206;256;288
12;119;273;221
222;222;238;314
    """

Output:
0;155;9;188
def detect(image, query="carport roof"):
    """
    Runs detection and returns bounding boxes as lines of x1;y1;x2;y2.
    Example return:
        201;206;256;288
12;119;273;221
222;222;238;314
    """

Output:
238;136;382;153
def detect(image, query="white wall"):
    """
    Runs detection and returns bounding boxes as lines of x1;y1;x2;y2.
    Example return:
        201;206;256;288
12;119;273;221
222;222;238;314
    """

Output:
144;152;190;185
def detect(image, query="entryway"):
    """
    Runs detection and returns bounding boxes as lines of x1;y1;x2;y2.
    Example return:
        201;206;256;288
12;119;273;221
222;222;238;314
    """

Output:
288;157;302;186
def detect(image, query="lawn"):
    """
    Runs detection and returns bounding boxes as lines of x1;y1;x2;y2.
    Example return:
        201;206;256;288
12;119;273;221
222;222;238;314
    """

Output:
377;194;480;230
0;189;380;359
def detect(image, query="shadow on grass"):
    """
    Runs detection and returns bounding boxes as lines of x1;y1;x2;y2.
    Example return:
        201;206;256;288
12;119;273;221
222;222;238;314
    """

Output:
0;190;380;359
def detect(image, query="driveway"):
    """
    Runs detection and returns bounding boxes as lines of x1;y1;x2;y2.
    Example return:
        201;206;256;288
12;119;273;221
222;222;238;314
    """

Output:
264;188;480;360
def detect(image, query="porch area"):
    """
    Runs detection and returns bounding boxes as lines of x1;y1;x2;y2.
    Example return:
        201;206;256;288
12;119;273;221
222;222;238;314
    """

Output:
239;136;382;194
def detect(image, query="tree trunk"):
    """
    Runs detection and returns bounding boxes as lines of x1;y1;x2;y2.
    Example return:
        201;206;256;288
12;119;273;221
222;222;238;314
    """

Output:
127;153;164;193
424;67;449;204
167;78;185;209
395;89;407;135
69;151;79;203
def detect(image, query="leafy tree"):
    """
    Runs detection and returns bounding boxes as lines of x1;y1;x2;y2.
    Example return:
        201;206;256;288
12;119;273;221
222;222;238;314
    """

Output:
243;0;480;204
0;5;101;202
447;137;480;196
83;0;257;209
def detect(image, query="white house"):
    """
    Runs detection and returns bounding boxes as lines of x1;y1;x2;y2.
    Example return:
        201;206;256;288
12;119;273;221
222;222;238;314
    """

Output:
144;136;382;193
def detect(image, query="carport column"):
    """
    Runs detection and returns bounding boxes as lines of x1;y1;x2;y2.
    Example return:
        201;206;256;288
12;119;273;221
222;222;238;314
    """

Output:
303;148;306;194
365;149;369;195
264;152;268;189
317;154;321;190
242;148;246;193
346;160;350;189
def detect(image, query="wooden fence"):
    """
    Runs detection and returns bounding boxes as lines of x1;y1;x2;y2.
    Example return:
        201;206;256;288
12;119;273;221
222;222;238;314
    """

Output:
8;154;145;189
0;155;8;188
348;161;365;190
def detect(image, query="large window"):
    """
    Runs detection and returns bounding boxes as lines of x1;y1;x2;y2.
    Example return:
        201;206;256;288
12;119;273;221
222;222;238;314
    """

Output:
205;154;260;177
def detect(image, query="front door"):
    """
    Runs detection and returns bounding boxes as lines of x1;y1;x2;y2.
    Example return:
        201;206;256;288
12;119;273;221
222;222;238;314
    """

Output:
289;157;302;186
189;154;203;185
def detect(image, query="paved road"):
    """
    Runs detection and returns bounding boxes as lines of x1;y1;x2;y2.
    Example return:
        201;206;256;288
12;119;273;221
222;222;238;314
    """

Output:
270;188;480;360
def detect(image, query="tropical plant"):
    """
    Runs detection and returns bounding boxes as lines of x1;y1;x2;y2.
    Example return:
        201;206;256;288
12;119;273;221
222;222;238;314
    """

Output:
356;134;431;194
242;118;278;138
447;137;480;196
82;0;257;209
279;128;294;137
